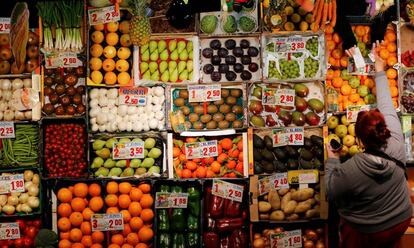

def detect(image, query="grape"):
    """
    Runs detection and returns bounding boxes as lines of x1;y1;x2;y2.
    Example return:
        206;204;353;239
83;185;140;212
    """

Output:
304;57;319;78
268;60;282;79
292;52;303;58
402;95;414;113
278;59;300;79
306;37;319;57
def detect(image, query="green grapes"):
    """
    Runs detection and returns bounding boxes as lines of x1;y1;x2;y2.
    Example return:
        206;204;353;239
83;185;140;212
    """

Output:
304;57;319;78
268;60;282;79
278;59;300;79
306;37;318;57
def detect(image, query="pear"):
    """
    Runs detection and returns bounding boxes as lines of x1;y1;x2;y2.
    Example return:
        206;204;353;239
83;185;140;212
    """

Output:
149;61;158;73
189;51;193;60
186;41;193;52
158;40;167;53
132;138;143;142
187;60;193;72
179;49;188;60
160;49;169;61
141;50;149;61
140;62;149;73
151;70;160;81
149;40;158;53
119;138;131;143
168;40;177;52
108;167;122;177
95;167;109;177
179;69;188;81
159;61;168;73
104;158;116;168
188;71;193;80
178;61;187;73
170;68;178;82
130;159;142;168
105;138;118;148
120;168;134;177
96;148;111;159
150;50;159;61
140;44;148;54
170;49;178;60
116;160;127;168
135;168;147;175
169;61;177;71
177;40;186;53
92;140;106;150
142;70;151;80
91;157;104;169
161;70;170;82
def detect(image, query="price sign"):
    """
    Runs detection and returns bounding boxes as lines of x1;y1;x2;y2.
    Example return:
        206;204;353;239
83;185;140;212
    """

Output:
270;230;302;248
299;172;317;184
0;18;10;34
91;213;124;231
185;140;218;159
272;129;287;147
285;127;304;146
348;57;374;75
275;89;295;107
45;52;82;69
0;175;25;194
88;5;120;25
118;87;147;106
212;179;243;202
188;85;221;102
346;105;371;123
258;173;289;195
0;122;15;138
112;142;145;160
0;223;20;240
274;36;306;53
155;192;188;208
262;88;277;105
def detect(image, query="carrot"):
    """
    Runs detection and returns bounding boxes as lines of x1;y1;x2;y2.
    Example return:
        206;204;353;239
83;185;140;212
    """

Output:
331;0;337;27
328;0;332;21
321;0;328;29
311;0;321;22
314;0;324;28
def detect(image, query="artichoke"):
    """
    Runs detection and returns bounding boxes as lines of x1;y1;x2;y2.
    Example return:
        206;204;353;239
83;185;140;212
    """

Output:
223;15;237;33
200;15;218;34
238;16;256;32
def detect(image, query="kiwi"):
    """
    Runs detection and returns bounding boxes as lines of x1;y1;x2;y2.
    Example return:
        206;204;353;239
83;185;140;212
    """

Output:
213;113;224;122
232;120;243;128
230;89;242;97
188;113;199;122
193;121;204;130
185;121;192;129
206;121;218;129
219;104;231;113
180;106;191;115
174;97;186;107
225;113;237;122
207;105;218;114
189;102;199;107
179;89;189;98
221;89;230;98
214;99;225;105
226;96;237;105
218;120;230;129
232;105;243;114
194;105;204;114
200;114;212;123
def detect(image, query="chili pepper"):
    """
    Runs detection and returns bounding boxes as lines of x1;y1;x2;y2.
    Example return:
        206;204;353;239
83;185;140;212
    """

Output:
158;209;170;231
159;232;171;247
160;185;170;192
187;232;199;248
216;218;243;232
203;232;220;248
224;200;241;217
171;186;185;232
229;229;249;248
188;186;200;216
187;214;199;231
220;236;230;248
210;195;224;218
172;233;186;248
206;214;216;231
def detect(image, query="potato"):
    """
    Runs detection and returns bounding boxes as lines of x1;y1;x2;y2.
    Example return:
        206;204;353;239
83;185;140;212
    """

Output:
291;188;314;201
314;193;320;203
304;198;316;206
281;192;291;211
259;201;272;213
283;200;298;215
268;190;281;210
294;202;311;213
305;208;320;219
269;210;285;221
260;213;270;220
286;213;299;221
278;188;289;196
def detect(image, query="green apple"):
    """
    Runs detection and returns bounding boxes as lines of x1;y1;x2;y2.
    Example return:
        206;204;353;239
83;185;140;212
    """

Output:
178;61;186;73
179;70;188;80
168;40;177;52
150;50;159;61
161;70;169;82
149;61;158;73
160;49;169;61
349;145;361;156
149;40;158;53
186;41;193;52
142;70;151;80
339;146;349;157
342;135;355;147
141;50;149;61
159;61;168;73
170;49;178;60
177;40;186;53
150;70;160;81
327;116;339;129
140;62;149;73
158;40;167;53
335;124;348;138
179;50;188;60
348;123;355;136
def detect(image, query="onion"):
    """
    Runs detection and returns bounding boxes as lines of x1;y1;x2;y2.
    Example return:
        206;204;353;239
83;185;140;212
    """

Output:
16;204;21;212
304;240;315;248
1;79;11;90
32;174;40;185
27;185;39;196
23;78;32;88
0;102;6;111
3;109;14;121
24;111;32;120
19;193;29;204
0;195;7;206
3;90;12;100
89;88;100;99
12;79;23;90
11;192;20;197
253;238;265;248
2;205;15;215
107;88;118;99
25;181;33;190
20;203;32;213
7;195;19;206
14;111;25;120
24;171;34;183
27;196;39;208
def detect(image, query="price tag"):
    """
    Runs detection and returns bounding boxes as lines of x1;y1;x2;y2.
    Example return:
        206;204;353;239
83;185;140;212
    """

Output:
347;58;375;75
188;85;221;102
0;223;20;240
91;213;124;231
272;129;287;147
262;88;277;105
274;36;306;53
0;122;14;138
346;105;371;123
285;127;304;146
212;179;243;202
45;52;82;69
155;192;188;208
0;18;10;34
112;142;145;160
258;173;289;195
118;87;147;106
88;5;120;25
299;172;317;184
270;230;302;248
275;89;295;107
185;140;218;159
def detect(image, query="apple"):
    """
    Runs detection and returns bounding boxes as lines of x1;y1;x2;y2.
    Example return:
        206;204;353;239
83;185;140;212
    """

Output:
0;60;10;74
327;116;339;129
0;47;12;60
335;124;348;138
342;135;355;147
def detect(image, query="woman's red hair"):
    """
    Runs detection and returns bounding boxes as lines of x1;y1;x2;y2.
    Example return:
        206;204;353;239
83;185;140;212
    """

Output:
355;109;391;150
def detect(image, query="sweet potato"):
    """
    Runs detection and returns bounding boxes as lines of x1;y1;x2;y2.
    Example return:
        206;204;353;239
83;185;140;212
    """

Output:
291;188;314;201
283;200;298;215
268;190;281;210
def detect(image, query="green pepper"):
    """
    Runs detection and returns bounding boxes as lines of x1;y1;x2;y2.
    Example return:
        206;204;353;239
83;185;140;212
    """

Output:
171;186;185;231
158;209;169;231
188;186;200;216
187;214;199;231
187;232;199;248
159;232;171;248
172;233;185;248
160;185;170;192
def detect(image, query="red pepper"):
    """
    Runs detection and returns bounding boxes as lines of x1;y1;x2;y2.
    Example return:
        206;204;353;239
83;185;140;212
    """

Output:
210;195;224;218
229;229;249;248
206;214;216;231
203;232;220;248
205;187;212;217
216;218;243;232
220;236;230;248
224;200;241;217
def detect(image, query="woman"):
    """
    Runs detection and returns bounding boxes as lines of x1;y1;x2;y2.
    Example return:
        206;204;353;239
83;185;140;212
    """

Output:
326;41;412;248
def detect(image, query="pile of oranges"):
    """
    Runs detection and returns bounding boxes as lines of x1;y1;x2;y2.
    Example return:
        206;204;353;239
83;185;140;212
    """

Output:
325;25;349;69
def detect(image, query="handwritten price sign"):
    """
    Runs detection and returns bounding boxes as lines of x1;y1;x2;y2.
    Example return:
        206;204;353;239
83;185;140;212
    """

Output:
88;5;120;25
0;223;20;240
274;36;307;53
188;84;221;102
0;18;10;34
45;52;82;69
91;213;124;231
118;87;147;106
0;122;14;138
212;179;243;202
272;129;288;147
346;105;371;123
185;140;218;159
348;58;375;75
155;192;188;208
270;230;302;248
275;89;295;107
258;173;289;195
285;127;304;146
112;141;145;160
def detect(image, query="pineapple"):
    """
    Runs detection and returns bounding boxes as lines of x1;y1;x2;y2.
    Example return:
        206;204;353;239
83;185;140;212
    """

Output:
129;0;151;46
407;1;414;25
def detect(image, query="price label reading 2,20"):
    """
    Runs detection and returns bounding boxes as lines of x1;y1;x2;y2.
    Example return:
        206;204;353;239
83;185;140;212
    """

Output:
212;179;243;202
91;213;124;231
88;5;120;25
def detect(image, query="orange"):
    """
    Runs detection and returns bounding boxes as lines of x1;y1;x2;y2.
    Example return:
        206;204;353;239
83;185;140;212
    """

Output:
333;33;342;44
119;194;132;209
325;34;332;41
59;239;72;248
140;209;154;222
128;202;142;217
111;234;124;246
127;233;139;246
123;223;132;236
106;32;119;46
72;243;85;248
70;228;83;242
138;184;151;194
82;208;94;221
60;232;70;240
387;43;397;53
58;188;73;203
388;79;397;87
69;212;84;227
210;161;221;173
74;183;89;198
58;203;72;217
119;182;132;194
326;40;335;51
72;197;87;212
332;77;343;88
135;244;149;248
372;87;376;95
393;99;398;108
81;235;93;247
355;26;366;37
341;84;352;96
340;56;348;67
325;25;334;34
332;49;343;59
365;78;375;89
58;217;71;232
138;227;153;242
90;244;103;248
390;86;398;97
107;182;119;194
385;31;396;42
130;188;143;202
122;244;134;248
89;197;104;212
107;207;120;214
387;56;397;67
121;209;132;223
130;217;144;231
185;161;197;171
109;245;121;248
326;69;334;80
379;49;389;60
104;71;117;85
206;169;216;178
105;194;119;207
102;59;116;72
356;99;366;106
80;221;92;235
140;194;153;209
91;231;105;243
181;169;192;178
88;183;101;197
349;93;360;103
386;68;397;79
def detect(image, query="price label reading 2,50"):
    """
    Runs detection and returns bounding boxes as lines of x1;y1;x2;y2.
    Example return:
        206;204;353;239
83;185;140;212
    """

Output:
188;85;221;102
212;179;243;202
91;213;124;231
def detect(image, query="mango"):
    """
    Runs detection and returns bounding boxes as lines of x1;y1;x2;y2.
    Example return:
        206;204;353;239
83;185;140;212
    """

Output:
292;111;306;126
307;99;324;113
294;96;308;112
294;83;309;97
305;112;321;126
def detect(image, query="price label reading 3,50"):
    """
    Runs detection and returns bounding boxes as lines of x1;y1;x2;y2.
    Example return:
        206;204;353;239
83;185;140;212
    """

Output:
0;223;20;240
88;5;120;25
112;142;145;160
0;122;15;138
91;213;124;231
212;179;243;202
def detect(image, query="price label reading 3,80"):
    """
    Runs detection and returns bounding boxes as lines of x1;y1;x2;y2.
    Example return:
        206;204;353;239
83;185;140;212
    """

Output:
88;5;120;25
212;179;243;202
0;223;20;240
91;213;124;231
0;122;15;138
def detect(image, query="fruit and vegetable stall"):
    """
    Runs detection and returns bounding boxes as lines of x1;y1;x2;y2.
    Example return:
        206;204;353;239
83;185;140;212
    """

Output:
0;0;412;247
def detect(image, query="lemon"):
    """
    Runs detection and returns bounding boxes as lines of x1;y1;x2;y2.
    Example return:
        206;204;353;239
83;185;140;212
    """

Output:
115;59;130;72
89;57;102;71
105;32;119;46
91;31;104;43
118;72;131;85
291;13;301;24
106;22;119;32
91;70;103;84
102;58;116;72
117;47;131;59
93;24;104;31
103;46;117;59
284;22;295;31
90;44;103;57
271;15;282;26
299;21;309;31
284;6;294;15
104;71;117;85
119;20;130;34
120;34;132;47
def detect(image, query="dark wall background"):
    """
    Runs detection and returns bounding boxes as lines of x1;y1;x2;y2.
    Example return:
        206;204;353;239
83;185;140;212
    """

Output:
0;0;39;28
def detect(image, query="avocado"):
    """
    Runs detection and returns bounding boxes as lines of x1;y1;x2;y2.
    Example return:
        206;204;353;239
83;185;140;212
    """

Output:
274;160;288;172
312;158;323;170
262;161;275;173
294;83;309;97
304;137;313;149
314;147;324;160
308;99;324;113
300;149;314;161
261;149;275;161
299;158;313;169
285;146;299;158
254;162;264;174
273;148;287;162
287;159;299;170
264;135;273;150
253;134;265;148
310;135;323;147
253;148;263;161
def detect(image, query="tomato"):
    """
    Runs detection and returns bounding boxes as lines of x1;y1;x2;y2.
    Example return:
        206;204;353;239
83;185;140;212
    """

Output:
7;239;14;246
15;220;26;231
14;238;24;248
23;237;33;248
31;220;41;228
25;227;37;239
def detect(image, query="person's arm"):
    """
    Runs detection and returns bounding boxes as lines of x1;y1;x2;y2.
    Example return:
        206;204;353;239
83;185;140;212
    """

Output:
334;1;357;51
325;157;352;201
